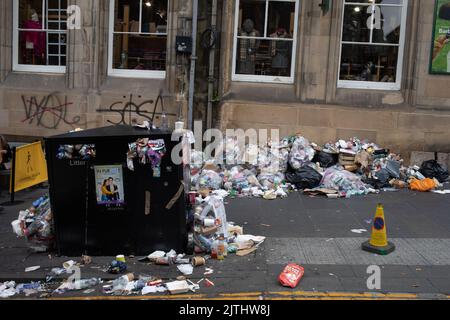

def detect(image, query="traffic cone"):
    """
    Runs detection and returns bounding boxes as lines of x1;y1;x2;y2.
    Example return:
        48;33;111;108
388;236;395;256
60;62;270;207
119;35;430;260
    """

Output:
362;203;395;255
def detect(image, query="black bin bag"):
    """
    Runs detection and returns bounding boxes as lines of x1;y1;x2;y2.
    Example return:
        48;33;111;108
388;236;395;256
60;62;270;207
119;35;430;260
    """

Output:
286;166;322;190
419;160;449;183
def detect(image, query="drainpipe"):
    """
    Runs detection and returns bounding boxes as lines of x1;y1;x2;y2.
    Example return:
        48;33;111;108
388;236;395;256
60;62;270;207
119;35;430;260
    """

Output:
206;0;218;131
187;0;199;130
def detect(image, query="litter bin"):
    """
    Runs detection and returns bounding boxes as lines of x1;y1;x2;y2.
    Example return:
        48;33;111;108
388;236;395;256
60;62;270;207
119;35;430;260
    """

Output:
44;125;187;256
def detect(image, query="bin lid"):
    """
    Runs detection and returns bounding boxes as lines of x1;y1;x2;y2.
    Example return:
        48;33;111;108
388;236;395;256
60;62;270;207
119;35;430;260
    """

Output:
44;125;171;141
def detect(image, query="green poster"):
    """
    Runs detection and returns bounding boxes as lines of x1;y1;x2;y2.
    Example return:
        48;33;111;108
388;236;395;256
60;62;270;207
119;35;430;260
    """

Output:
430;0;450;74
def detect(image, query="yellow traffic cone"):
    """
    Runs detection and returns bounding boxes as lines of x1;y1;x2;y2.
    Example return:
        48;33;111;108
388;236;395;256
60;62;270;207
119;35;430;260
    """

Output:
362;204;395;255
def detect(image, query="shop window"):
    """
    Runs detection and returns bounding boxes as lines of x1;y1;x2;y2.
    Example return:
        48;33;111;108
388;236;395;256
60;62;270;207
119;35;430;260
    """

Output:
232;0;299;84
108;0;168;78
13;0;67;73
338;0;408;90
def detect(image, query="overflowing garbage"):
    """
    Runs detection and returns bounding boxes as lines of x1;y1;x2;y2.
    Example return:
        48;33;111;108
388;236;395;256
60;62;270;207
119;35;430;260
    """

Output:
11;195;54;252
56;144;96;160
0;281;47;298
4;130;449;299
188;134;450;199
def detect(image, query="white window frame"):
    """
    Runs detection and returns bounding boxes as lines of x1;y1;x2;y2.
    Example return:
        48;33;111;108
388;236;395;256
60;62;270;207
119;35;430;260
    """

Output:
13;0;67;73
108;0;168;79
232;0;299;84
337;0;408;91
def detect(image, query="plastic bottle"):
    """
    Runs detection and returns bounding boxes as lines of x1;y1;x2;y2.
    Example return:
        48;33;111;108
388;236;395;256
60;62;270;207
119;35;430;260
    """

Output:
217;234;227;260
197;234;212;252
211;238;219;259
112;273;134;290
71;278;101;290
160;111;169;131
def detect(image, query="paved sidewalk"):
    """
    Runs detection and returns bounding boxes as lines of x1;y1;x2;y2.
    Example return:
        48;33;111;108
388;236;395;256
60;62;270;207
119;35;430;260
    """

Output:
1;186;450;299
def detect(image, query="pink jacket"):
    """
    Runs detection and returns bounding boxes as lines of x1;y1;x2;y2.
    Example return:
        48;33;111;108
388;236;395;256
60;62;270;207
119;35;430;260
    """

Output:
23;20;45;57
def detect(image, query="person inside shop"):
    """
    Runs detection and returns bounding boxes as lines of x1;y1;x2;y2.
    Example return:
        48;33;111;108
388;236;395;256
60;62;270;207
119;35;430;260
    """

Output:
0;135;12;171
269;28;292;76
237;19;260;74
0;135;12;213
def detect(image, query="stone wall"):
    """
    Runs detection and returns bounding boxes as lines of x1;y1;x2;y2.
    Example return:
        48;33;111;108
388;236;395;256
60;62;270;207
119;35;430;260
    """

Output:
0;0;191;139
217;0;450;160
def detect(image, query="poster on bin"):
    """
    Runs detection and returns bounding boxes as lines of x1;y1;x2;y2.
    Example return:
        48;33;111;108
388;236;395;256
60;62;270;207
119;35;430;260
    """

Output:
430;0;450;74
94;165;125;206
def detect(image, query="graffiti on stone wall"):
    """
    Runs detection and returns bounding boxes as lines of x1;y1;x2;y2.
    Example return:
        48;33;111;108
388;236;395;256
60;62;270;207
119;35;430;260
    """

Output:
97;93;176;126
21;92;85;130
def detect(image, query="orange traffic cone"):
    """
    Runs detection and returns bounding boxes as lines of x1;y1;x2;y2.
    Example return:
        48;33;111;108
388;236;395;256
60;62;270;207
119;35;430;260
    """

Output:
362;204;395;255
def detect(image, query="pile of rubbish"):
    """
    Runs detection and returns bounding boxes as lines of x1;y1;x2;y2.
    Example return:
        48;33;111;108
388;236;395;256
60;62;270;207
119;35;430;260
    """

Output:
0;281;48;298
5;190;265;298
127;138;167;177
188;134;450;199
189;195;265;257
56;144;96;160
11;195;54;252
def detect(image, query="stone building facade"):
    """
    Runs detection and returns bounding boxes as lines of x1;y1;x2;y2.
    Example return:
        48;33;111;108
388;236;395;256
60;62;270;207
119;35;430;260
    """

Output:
1;0;450;161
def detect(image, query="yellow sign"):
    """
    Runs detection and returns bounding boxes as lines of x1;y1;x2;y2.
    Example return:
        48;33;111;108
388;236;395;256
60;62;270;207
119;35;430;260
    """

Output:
369;204;389;247
11;142;48;193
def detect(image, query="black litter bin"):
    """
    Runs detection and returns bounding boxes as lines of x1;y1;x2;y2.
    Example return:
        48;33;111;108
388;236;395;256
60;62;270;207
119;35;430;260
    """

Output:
44;125;187;256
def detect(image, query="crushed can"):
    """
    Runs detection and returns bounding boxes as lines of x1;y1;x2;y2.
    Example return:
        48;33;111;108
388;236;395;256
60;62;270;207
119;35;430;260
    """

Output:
278;264;305;288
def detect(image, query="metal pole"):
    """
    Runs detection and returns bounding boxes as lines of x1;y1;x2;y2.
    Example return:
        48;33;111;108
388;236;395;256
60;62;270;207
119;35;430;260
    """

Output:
187;0;199;130
207;0;218;132
10;147;16;204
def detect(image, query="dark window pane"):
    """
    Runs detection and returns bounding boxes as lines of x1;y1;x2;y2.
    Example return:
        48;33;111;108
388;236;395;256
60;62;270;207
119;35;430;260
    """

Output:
113;34;167;71
238;0;266;37
48;0;59;9
345;0;403;4
236;39;293;77
372;6;402;44
48;44;59;54
142;0;168;33
339;44;398;82
48;22;59;30
19;0;44;29
267;1;296;38
114;0;141;32
342;5;371;42
18;30;46;65
48;55;59;66
48;33;59;43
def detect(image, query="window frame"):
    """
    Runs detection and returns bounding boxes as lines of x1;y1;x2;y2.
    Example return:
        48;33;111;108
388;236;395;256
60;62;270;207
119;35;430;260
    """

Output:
108;0;168;79
337;0;409;91
13;0;67;73
232;0;299;84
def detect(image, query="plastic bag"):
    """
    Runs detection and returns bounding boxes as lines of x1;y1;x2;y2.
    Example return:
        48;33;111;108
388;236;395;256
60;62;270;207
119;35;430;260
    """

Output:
258;145;289;173
419;160;449;183
321;166;370;196
289;136;315;170
410;178;438;192
196;170;223;190
12;196;54;251
286;166;322;190
199;196;228;237
257;172;285;190
313;151;337;169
